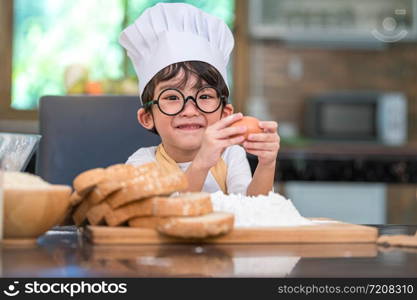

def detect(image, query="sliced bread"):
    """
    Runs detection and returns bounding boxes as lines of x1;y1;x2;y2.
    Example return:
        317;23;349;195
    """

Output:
152;192;212;217
72;163;155;197
157;212;234;239
73;168;106;195
104;192;212;227
69;191;83;206
104;198;153;226
72;194;93;226
86;202;112;225
128;216;162;229
106;165;188;208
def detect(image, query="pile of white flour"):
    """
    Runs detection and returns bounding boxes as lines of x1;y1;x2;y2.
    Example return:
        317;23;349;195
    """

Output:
210;191;314;227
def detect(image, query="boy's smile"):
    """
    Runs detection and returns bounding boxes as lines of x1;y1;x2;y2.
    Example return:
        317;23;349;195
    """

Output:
174;121;205;131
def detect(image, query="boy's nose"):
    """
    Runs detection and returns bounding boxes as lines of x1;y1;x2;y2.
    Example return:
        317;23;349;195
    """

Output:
179;97;200;116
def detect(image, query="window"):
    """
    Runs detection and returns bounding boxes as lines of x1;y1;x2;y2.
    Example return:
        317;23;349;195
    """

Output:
9;0;235;111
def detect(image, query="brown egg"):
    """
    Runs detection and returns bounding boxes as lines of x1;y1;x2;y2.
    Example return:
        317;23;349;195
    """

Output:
230;116;262;141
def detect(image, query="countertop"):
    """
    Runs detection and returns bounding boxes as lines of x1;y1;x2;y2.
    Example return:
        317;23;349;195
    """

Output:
1;225;417;278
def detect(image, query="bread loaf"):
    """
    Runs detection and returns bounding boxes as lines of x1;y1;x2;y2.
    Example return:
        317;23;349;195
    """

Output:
69;191;82;206
86;202;112;225
72;162;175;224
88;163;163;205
3;172;72;238
72;194;93;226
104;192;213;226
152;192;212;217
157;212;234;239
104;198;154;226
95;164;155;198
106;164;188;208
72;163;156;197
128;216;162;229
73;168;105;195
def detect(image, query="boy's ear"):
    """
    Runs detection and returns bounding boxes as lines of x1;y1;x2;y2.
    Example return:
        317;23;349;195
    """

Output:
137;108;155;130
221;103;234;119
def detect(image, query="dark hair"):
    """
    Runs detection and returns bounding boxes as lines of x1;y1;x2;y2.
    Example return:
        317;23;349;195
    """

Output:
141;61;229;135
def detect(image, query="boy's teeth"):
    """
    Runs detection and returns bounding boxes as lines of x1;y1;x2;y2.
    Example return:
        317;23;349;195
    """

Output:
178;125;201;129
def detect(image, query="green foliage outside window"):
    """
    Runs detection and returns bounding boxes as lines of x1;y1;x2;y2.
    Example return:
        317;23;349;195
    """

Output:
12;0;235;110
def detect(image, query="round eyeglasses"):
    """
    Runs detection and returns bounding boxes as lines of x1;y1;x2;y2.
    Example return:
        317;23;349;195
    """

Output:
144;86;227;116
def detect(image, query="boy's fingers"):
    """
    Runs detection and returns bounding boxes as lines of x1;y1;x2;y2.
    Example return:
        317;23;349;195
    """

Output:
216;125;247;139
259;122;278;133
245;149;270;157
247;133;279;142
222;135;245;147
214;113;243;130
259;121;278;127
243;142;278;151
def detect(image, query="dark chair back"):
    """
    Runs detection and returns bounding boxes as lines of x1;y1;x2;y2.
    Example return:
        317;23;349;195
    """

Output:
37;95;160;185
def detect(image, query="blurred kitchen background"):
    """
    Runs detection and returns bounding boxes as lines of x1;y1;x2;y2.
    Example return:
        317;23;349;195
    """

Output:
1;0;417;224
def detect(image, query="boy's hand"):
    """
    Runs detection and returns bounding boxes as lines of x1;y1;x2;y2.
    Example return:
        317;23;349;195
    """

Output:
242;121;279;167
193;113;247;170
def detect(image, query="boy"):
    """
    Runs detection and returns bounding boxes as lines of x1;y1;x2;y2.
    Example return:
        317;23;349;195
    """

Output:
120;3;279;196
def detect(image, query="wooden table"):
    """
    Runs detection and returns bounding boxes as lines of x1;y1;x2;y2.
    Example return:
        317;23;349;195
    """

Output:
1;225;416;277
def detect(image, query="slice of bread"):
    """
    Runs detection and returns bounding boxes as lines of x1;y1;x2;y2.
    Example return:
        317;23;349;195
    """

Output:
72;163;155;197
157;212;234;239
152;192;212;217
82;163;164;206
89;181;122;204
128;216;162;229
104;192;212;227
72;194;93;226
104;198;154;226
69;191;83;206
73;168;106;195
106;165;188;208
86;202;112;225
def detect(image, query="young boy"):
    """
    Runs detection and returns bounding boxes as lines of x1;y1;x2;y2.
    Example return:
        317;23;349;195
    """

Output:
120;3;279;196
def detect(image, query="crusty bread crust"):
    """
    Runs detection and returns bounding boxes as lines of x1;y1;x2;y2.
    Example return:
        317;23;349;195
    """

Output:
100;192;213;226
152;193;213;217
73;168;105;195
69;191;83;206
157;212;234;239
86;202;112;225
106;166;188;209
72;163;157;198
72;194;93;226
128;216;162;229
104;198;153;226
89;163;158;205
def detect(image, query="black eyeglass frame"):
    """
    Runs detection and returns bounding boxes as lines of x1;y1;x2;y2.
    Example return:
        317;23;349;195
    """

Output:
144;86;227;116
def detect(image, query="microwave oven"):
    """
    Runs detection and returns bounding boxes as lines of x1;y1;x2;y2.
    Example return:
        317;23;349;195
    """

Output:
305;91;407;145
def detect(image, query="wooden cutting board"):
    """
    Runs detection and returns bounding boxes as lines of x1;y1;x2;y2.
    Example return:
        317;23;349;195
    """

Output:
85;219;378;245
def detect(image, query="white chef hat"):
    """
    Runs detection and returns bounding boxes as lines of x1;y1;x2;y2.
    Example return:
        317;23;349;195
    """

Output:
119;2;234;104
